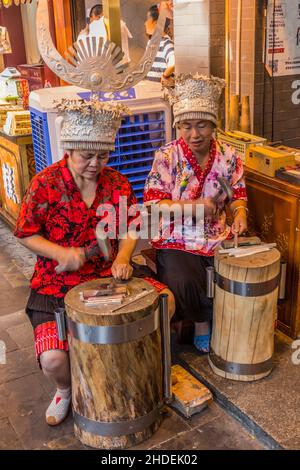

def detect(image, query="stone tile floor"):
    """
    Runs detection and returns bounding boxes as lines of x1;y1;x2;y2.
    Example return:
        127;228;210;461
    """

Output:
177;333;300;450
0;220;265;450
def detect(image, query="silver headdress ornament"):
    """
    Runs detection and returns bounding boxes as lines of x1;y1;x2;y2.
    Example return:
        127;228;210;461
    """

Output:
36;0;168;92
56;99;130;152
165;73;226;126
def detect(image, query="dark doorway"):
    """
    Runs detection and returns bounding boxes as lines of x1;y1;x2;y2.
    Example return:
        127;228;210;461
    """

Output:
70;0;86;41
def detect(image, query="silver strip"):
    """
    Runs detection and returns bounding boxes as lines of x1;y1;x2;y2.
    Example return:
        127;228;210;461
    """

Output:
54;308;67;341
73;404;163;437
215;273;280;297
206;267;215;299
209;348;273;376
160;294;172;404
278;262;287;300
66;307;160;344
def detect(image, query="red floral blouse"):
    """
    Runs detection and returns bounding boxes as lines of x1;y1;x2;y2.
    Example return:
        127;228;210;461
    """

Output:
14;155;137;297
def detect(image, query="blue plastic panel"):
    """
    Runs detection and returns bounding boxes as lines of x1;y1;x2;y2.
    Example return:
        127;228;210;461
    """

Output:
29;108;52;174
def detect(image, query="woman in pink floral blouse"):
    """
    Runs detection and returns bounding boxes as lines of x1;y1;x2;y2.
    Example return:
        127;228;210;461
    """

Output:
143;74;248;353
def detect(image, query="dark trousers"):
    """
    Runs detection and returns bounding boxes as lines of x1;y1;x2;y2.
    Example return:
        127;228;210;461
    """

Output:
156;249;214;323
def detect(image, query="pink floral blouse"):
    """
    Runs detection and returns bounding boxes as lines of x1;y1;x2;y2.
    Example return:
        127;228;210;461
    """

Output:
143;137;247;256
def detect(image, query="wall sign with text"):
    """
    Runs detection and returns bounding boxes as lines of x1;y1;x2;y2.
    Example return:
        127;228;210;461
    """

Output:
266;0;300;77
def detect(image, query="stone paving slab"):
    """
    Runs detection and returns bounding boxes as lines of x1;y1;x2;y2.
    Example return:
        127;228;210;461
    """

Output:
0;221;36;281
152;410;264;450
0;417;24;450
0;373;50;419
0;310;29;330
0;346;36;385
9;402;74;450
40;434;88;451
0;329;18;354
0;287;29;317
177;332;300;450
131;408;191;450
7;322;34;349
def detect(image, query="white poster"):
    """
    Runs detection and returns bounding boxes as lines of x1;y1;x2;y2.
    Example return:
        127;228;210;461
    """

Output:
266;0;300;76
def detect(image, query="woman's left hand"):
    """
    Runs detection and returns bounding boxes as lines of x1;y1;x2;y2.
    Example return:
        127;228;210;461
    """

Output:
232;209;248;236
111;256;133;280
161;75;175;88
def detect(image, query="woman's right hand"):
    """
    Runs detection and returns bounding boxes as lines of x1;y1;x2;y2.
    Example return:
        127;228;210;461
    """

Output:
55;247;86;274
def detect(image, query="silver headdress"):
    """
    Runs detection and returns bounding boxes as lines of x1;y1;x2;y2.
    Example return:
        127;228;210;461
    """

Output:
165;74;226;126
56;100;130;151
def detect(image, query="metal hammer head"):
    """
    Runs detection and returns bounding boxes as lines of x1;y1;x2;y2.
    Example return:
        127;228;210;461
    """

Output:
215;177;233;202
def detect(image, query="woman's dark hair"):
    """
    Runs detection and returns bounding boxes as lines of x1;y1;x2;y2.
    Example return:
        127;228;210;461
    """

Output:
90;4;103;19
148;4;171;34
148;5;159;21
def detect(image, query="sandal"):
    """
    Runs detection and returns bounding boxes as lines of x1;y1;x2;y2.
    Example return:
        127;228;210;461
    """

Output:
194;333;211;354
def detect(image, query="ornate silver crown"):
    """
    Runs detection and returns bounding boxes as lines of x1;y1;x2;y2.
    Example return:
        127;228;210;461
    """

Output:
165;73;226;126
56;99;130;151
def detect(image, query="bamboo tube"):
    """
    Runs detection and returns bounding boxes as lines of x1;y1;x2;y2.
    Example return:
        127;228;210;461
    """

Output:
240;96;251;133
228;95;239;130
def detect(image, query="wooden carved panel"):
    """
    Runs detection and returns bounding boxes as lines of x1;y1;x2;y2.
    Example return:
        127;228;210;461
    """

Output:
246;175;299;337
0;138;23;225
25;144;36;182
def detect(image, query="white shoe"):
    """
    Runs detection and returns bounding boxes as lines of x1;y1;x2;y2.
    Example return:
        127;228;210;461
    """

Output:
46;389;71;426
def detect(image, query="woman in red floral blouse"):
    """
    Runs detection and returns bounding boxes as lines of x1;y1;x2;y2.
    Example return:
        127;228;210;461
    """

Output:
14;100;175;426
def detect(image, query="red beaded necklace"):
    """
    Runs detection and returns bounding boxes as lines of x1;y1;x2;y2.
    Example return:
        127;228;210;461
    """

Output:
179;137;216;199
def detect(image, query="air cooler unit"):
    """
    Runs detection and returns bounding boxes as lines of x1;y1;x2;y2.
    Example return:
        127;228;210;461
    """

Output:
29;82;172;202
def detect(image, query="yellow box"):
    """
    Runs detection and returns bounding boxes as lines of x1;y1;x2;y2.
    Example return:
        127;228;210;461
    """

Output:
246;145;296;177
273;145;300;163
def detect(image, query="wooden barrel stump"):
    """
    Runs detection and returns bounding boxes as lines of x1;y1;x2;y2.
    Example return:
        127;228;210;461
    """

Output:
64;277;163;449
208;248;281;381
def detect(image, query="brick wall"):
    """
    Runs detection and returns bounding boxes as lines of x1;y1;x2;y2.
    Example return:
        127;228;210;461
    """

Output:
210;0;225;79
174;0;210;75
253;0;300;149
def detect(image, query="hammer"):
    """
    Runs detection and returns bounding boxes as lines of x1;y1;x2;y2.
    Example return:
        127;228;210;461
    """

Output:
214;177;241;248
213;177;233;204
213;178;238;248
55;236;112;274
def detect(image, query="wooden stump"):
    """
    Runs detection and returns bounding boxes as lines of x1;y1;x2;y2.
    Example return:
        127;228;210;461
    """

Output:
64;277;163;449
209;248;281;381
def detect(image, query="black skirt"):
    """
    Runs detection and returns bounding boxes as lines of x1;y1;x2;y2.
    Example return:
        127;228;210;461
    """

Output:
26;290;65;329
156;249;214;323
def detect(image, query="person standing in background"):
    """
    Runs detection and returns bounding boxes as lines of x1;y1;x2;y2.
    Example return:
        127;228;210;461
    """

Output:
145;5;175;86
77;4;104;39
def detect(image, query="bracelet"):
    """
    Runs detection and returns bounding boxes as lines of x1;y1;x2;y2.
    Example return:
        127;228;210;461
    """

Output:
232;206;249;217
